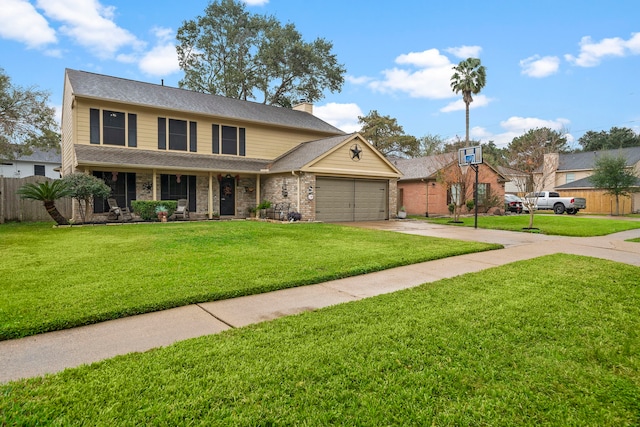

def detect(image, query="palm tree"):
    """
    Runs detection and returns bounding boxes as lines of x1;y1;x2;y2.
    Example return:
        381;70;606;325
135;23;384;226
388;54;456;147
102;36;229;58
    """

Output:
450;58;487;145
17;180;71;225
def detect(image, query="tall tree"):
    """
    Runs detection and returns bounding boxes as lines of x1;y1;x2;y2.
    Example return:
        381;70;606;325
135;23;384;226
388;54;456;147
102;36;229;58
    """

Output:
589;154;640;215
0;68;59;160
480;141;508;167
176;0;345;107
17;180;70;225
450;58;487;144
507;127;568;228
358;110;419;157
416;134;445;156
578;127;640;151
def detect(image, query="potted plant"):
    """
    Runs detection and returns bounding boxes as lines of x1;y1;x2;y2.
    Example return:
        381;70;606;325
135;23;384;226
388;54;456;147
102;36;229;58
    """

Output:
155;205;168;222
397;206;407;219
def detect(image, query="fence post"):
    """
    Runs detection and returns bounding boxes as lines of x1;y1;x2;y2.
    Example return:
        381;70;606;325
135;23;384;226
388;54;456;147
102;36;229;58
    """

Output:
0;176;4;224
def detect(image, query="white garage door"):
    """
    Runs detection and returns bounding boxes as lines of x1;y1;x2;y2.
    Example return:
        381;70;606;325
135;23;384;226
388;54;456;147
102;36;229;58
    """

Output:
315;177;388;222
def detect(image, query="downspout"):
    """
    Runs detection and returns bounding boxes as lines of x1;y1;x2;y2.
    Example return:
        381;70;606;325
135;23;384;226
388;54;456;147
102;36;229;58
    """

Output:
424;179;429;217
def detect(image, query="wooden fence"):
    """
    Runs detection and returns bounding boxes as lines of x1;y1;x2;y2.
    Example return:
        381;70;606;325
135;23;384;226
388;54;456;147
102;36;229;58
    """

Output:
556;189;639;215
0;176;72;223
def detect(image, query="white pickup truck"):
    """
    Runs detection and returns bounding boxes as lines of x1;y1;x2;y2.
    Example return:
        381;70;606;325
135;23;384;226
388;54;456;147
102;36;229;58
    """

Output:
524;191;587;215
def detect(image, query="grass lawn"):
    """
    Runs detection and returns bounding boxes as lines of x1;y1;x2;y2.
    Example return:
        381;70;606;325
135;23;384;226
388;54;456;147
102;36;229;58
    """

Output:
418;214;640;237
2;254;638;426
0;221;500;340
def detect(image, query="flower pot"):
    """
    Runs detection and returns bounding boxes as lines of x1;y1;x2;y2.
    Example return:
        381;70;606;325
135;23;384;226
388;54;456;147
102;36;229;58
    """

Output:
397;211;407;219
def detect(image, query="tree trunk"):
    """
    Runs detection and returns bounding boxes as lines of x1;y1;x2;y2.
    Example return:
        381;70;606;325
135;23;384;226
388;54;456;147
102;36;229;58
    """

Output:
465;101;470;145
615;195;620;216
44;201;69;225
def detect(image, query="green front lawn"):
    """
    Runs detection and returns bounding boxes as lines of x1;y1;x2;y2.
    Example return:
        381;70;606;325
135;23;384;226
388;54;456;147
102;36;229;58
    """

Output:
419;214;640;236
0;221;500;340
2;254;638;425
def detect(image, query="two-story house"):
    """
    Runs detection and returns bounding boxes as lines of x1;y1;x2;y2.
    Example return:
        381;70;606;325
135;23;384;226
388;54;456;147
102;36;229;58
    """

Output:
61;69;401;222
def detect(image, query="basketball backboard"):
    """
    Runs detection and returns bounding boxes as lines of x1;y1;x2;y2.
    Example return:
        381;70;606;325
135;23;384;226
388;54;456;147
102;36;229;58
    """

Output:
458;146;483;166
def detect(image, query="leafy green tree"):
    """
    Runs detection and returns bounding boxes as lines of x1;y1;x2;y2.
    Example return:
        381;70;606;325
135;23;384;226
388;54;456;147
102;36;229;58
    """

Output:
589;154;640;215
416;134;445;156
61;173;111;223
0;68;59;161
358;110;419;157
578;127;640;151
17;180;70;225
176;0;345;107
450;58;487;144
480;141;508;167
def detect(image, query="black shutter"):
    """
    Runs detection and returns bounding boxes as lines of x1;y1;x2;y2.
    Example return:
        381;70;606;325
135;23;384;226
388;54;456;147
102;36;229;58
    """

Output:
190;121;197;152
160;174;170;200
126;173;136;209
239;127;246;156
212;124;219;154
90;109;100;144
188;176;197;212
128;114;137;147
158;118;166;149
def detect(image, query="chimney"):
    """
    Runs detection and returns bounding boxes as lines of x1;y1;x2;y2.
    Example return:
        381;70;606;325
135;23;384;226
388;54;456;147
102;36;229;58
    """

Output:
293;101;313;114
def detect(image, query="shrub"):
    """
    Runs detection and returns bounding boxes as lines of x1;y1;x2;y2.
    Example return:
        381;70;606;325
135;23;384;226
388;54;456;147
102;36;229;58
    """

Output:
131;200;177;220
287;211;302;222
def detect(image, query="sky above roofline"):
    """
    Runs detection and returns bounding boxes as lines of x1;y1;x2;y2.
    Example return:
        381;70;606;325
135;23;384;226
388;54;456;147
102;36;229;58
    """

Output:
1;0;639;149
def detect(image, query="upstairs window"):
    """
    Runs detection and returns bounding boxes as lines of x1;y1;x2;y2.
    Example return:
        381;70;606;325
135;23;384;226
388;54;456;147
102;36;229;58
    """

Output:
212;124;246;156
34;165;45;176
169;119;187;151
89;108;136;146
158;118;196;152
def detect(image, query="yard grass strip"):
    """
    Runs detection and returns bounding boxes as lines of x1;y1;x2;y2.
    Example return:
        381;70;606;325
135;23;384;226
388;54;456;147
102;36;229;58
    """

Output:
1;254;638;425
0;221;500;340
419;214;640;236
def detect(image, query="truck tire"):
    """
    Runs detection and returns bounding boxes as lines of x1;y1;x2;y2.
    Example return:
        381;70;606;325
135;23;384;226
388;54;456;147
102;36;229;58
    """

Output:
553;203;565;215
568;209;579;215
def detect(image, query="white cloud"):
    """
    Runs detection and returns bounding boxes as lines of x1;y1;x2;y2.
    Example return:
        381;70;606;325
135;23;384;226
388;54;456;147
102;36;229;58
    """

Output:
396;48;450;67
314;103;363;133
138;27;180;76
366;47;489;103
472;116;572;147
346;75;373;85
519;55;560;78
440;95;492;113
565;34;631;67
243;0;268;5
36;0;144;59
445;45;482;59
0;0;56;48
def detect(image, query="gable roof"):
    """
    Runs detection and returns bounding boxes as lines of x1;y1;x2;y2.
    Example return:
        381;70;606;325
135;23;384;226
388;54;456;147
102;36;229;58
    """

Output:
268;134;354;172
65;69;345;135
2;147;61;163
557;146;640;171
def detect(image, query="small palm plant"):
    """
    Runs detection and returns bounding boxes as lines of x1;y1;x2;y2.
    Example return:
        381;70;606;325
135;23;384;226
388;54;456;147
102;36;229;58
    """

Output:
17;180;71;225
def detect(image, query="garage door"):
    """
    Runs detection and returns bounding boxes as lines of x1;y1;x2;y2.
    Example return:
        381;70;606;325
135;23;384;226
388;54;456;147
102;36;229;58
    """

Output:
315;177;388;222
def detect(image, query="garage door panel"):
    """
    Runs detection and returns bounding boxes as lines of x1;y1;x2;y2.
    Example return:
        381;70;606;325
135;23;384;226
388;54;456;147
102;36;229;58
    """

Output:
316;178;387;222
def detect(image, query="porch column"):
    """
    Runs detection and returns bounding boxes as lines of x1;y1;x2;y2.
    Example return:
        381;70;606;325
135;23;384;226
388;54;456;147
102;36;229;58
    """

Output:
152;169;157;201
208;172;213;220
256;174;261;206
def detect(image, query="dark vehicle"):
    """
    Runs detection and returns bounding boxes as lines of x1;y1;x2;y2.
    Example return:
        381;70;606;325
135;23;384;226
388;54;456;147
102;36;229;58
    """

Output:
504;194;523;213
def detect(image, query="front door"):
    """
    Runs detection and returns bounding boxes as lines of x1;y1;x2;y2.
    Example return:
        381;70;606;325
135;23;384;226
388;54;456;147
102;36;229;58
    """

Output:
220;176;235;215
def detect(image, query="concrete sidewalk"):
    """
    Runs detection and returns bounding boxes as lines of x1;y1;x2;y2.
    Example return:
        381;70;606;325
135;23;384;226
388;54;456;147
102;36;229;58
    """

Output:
2;221;639;383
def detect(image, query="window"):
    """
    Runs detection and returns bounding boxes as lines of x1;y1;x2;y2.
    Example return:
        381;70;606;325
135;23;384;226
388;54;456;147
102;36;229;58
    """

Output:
566;173;575;184
103;110;126;146
169;119;187;151
476;183;489;205
34;165;45;176
448;184;462;205
212;124;246;156
89;109;136;146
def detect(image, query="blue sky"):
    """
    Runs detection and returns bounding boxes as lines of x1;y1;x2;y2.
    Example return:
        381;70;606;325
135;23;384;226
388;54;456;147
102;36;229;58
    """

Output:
1;0;639;149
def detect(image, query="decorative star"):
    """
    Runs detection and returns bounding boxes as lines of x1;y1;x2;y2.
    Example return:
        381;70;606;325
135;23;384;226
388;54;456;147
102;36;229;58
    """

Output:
350;144;362;161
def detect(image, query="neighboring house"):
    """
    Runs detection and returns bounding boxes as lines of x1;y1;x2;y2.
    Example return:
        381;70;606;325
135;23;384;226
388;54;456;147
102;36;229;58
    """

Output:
496;165;529;195
393;153;506;217
0;148;61;179
61;69;401;222
540;147;640;214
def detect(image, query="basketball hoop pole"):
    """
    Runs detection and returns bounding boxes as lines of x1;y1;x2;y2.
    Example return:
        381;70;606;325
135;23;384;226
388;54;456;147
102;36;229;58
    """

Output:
471;164;478;229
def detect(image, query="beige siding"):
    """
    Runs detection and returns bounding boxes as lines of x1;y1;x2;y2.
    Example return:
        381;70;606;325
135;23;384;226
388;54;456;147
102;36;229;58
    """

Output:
72;98;338;160
308;142;398;177
60;74;76;175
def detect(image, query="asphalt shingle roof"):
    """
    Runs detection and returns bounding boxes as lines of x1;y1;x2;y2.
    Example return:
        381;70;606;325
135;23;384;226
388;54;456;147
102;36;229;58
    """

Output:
558;146;640;171
66;69;346;135
393;153;456;181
